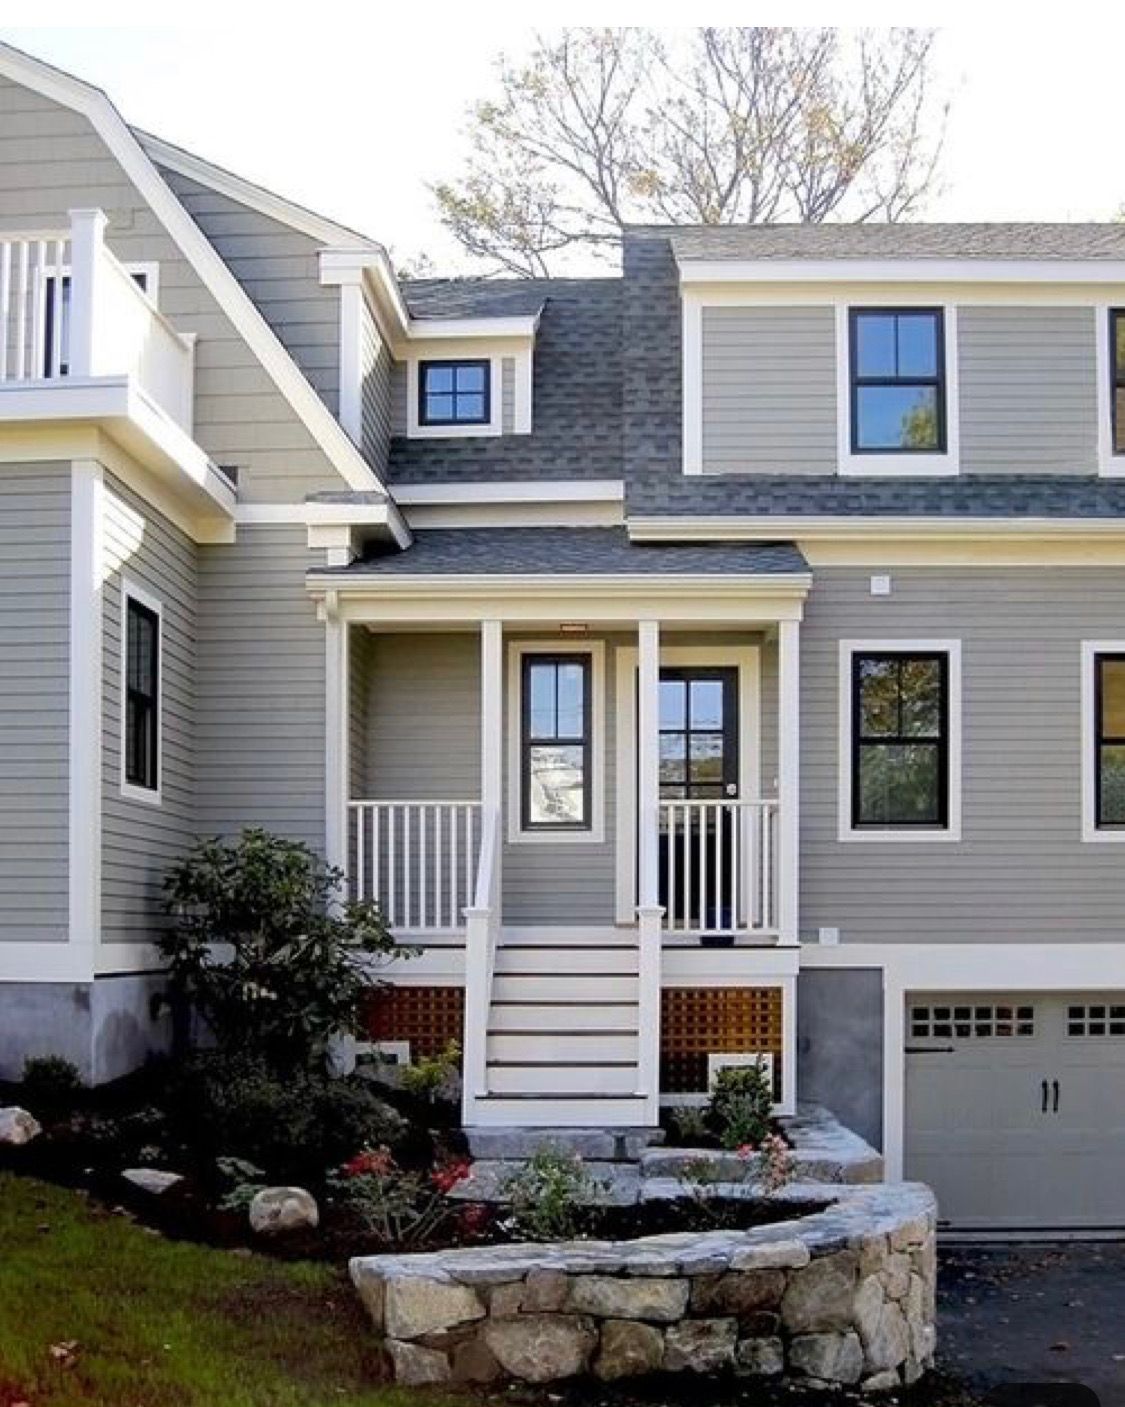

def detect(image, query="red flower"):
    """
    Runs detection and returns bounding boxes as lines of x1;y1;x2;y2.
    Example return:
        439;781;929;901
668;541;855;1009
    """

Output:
430;1157;472;1194
458;1203;490;1237
343;1146;395;1179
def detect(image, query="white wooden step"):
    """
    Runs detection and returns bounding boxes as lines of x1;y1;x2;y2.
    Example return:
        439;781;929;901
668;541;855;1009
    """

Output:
488;1002;639;1033
488;1032;638;1064
468;1095;651;1127
486;1063;638;1096
493;945;638;976
493;974;636;1003
499;926;637;947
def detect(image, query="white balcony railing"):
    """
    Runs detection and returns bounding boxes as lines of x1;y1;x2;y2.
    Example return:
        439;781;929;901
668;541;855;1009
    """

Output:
349;799;482;935
659;798;779;940
0;209;195;432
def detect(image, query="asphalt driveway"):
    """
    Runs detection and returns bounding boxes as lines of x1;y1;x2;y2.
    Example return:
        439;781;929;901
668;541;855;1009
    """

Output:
938;1243;1125;1407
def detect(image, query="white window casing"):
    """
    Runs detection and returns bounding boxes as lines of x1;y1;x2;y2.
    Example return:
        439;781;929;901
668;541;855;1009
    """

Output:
1081;640;1125;842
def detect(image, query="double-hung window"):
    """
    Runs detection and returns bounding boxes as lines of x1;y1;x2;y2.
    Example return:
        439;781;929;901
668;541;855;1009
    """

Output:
849;308;946;454
123;591;161;799
849;650;951;832
1094;653;1125;828
520;654;592;832
418;359;490;427
1111;311;1125;457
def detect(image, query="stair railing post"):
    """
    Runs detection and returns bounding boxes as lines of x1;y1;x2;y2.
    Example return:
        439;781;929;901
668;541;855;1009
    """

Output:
635;620;663;1122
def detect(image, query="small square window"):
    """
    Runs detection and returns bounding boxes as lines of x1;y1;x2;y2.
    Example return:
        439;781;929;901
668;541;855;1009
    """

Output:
418;360;491;427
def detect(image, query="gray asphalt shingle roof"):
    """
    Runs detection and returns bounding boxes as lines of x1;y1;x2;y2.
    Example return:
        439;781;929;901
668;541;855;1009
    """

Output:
667;222;1125;262
314;528;807;576
403;278;555;320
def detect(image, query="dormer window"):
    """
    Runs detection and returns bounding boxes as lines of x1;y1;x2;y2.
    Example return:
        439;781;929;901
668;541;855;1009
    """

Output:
849;308;946;454
418;359;490;427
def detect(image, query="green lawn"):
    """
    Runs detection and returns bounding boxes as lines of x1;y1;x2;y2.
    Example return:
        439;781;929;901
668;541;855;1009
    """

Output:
0;1173;445;1407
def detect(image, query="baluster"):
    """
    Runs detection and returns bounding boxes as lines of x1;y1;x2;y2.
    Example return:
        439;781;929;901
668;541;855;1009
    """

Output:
715;803;724;936
387;806;397;928
355;806;365;903
450;805;459;928
418;804;427;931
48;239;64;378
682;803;691;935
14;240;28;380
371;806;381;912
666;805;676;935
29;240;46;378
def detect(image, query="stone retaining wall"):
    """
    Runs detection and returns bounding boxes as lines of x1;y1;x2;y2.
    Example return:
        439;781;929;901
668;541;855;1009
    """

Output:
350;1181;936;1391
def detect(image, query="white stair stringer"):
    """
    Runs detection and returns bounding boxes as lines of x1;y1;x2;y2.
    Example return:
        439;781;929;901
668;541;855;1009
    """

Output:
467;926;651;1129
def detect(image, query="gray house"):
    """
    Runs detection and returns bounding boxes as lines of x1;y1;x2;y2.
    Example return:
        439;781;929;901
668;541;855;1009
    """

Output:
3;41;1125;1233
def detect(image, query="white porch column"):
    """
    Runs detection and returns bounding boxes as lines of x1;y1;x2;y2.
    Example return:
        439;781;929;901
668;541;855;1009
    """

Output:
777;618;800;946
324;599;349;879
479;620;503;831
66;208;107;378
636;620;662;1122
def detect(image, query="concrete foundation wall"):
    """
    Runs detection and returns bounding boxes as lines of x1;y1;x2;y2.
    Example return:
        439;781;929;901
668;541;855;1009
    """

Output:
797;969;884;1150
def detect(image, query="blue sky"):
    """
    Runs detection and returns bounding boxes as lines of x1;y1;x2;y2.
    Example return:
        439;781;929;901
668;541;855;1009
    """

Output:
4;23;1124;274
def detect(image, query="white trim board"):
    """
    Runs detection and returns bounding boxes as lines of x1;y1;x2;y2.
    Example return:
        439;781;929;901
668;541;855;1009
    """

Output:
68;459;103;974
614;643;762;925
507;640;606;846
677;257;1125;285
628;515;1125;543
837;638;962;844
0;42;388;501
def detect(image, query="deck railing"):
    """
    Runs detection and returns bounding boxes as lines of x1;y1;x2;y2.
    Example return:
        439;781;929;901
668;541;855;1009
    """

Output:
349;799;482;935
659;797;779;940
0;210;195;431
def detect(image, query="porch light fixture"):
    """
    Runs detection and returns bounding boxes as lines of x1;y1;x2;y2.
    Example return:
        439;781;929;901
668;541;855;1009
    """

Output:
558;622;589;635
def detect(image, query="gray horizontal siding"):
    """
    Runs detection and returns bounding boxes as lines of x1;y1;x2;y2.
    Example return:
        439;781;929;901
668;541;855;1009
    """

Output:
701;306;837;474
0;74;344;503
802;567;1125;944
195;527;325;848
0;464;69;942
101;475;197;945
959;307;1098;474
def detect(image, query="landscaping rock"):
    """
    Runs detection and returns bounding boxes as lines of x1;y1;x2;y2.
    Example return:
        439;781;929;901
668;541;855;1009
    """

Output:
248;1186;319;1235
483;1314;597;1382
0;1107;40;1145
568;1275;689;1322
790;1331;864;1385
781;1251;858;1334
450;1336;502;1384
883;1252;911;1300
121;1168;183;1196
522;1268;568;1312
386;1339;450;1385
730;1239;810;1272
690;1269;785;1317
863;1369;903;1393
488;1282;524;1318
594;1319;665;1380
735;1336;784;1376
384;1275;484;1340
861;1301;910;1374
663;1317;737;1373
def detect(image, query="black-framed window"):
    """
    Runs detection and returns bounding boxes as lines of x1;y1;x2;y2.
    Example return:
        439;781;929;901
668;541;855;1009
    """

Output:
1095;653;1125;827
521;654;591;831
418;359;490;426
124;596;160;793
1111;310;1125;456
852;652;948;828
849;308;946;453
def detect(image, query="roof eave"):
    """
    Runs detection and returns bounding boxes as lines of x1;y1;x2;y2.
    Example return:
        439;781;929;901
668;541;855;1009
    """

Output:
676;256;1125;285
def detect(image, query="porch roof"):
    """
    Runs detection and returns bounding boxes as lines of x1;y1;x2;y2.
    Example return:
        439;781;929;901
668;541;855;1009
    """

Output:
312;527;807;577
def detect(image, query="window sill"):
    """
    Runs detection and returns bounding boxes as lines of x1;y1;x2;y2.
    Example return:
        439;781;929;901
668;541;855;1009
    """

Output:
838;453;959;477
508;825;605;846
837;826;960;844
120;780;162;808
406;422;502;440
1081;825;1125;843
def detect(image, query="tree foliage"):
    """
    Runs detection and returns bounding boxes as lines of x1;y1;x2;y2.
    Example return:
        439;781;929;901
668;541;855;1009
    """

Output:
161;829;401;1071
434;27;949;276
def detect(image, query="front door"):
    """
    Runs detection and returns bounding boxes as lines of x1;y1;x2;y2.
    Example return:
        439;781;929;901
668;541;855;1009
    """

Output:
657;668;740;936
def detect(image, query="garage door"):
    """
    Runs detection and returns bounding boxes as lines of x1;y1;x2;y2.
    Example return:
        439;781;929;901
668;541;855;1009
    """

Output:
905;993;1125;1231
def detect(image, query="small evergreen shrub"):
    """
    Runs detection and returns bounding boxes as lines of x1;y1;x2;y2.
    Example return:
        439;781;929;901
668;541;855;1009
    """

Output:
21;1056;85;1114
707;1061;774;1150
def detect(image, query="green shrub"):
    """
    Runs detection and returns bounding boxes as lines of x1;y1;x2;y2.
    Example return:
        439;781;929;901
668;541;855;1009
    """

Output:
400;1041;461;1103
21;1056;85;1114
668;1105;709;1145
501;1147;600;1241
171;1052;408;1183
161;829;404;1072
325;1147;475;1251
707;1062;774;1150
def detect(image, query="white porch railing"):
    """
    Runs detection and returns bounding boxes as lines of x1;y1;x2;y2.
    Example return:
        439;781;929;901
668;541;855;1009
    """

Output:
349;799;482;935
0;210;195;431
659;798;779;940
461;805;501;1117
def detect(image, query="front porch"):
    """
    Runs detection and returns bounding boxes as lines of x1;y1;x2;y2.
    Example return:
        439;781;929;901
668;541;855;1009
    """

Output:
311;533;809;1127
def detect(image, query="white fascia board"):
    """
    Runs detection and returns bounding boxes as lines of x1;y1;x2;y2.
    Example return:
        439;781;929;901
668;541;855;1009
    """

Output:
307;571;812;599
405;315;541;342
0;42;386;500
392;480;625;505
628;514;1125;543
318;247;410;343
135;129;383;251
677;256;1125;286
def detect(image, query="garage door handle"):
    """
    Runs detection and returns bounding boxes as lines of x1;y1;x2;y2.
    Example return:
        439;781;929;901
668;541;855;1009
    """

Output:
1041;1079;1049;1113
1052;1078;1060;1114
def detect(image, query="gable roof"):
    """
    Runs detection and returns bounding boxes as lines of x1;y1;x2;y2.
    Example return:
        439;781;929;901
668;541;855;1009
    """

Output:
0;41;406;538
666;223;1125;262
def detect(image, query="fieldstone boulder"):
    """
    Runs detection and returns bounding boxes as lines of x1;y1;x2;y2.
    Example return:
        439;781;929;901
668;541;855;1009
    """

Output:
0;1107;40;1145
483;1314;597;1382
730;1239;810;1272
663;1317;737;1373
248;1186;319;1236
594;1319;665;1380
861;1300;910;1374
690;1269;784;1317
386;1339;450;1385
384;1275;484;1340
450;1337;502;1385
736;1336;784;1376
863;1369;903;1393
568;1275;689;1322
790;1331;864;1385
122;1168;184;1196
522;1268;568;1312
883;1252;911;1300
781;1251;858;1334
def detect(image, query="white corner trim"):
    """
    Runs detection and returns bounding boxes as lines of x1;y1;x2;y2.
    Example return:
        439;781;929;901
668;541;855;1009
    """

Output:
1096;305;1125;478
507;640;606;846
837;638;963;844
324;606;350;874
337;281;364;446
119;578;164;808
835;303;961;477
0;43;386;499
682;292;703;475
69;460;103;965
1080;640;1125;843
